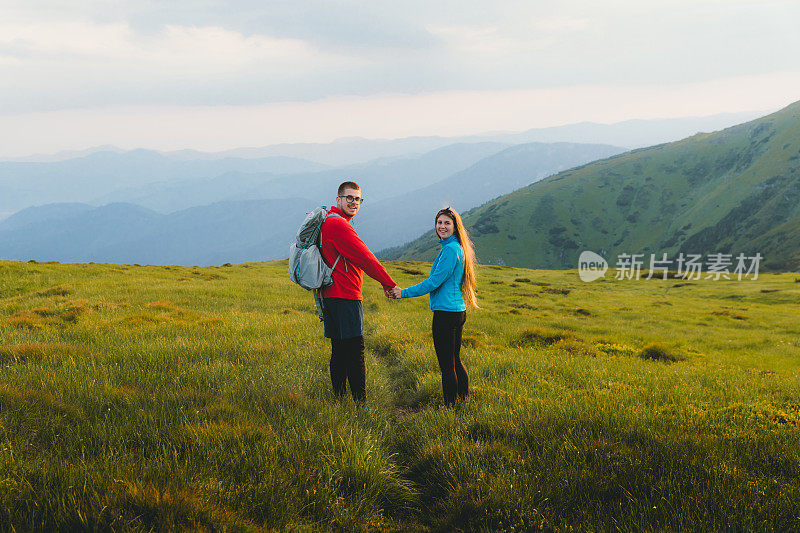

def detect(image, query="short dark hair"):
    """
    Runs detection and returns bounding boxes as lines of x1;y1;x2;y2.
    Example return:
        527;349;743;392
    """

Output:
338;181;360;196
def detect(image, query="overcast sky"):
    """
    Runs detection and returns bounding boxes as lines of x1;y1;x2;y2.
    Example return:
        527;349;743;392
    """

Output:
2;0;799;156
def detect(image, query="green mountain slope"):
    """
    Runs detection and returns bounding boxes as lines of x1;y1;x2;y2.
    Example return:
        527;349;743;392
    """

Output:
391;100;800;271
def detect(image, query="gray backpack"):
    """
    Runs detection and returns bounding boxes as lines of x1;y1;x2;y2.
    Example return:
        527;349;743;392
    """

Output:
288;207;342;318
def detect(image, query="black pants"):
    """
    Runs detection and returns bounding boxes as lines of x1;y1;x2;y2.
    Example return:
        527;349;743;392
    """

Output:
432;310;468;406
330;336;366;402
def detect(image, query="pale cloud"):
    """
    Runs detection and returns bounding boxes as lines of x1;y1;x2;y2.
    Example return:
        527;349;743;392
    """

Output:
0;20;334;68
1;71;797;158
0;0;798;155
528;17;591;34
0;55;21;66
2;0;441;51
428;16;591;56
0;18;362;111
426;25;517;55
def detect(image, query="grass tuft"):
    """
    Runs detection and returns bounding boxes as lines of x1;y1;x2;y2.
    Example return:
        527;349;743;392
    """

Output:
0;343;88;364
399;267;424;276
638;343;686;363
7;311;44;329
35;285;72;297
542;287;570;295
555;338;597;357
511;326;575;347
595;342;637;357
712;310;748;320
461;334;486;349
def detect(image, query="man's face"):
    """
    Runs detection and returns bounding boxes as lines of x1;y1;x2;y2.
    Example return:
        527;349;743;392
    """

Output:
336;187;362;217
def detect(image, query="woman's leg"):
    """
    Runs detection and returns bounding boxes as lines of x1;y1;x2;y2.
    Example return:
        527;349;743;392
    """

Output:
452;312;468;400
433;311;459;405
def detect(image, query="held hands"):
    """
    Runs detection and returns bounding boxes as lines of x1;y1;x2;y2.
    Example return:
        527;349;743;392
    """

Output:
385;286;402;299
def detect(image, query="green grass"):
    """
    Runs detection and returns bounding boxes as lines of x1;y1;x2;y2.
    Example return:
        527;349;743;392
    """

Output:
1;259;799;531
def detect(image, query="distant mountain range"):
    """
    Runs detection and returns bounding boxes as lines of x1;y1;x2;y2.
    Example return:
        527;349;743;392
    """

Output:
3;106;795;268
159;111;760;165
0;111;763;219
0;199;317;265
93;142;512;213
388;100;800;272
0;150;328;216
2;110;763;167
0;141;623;265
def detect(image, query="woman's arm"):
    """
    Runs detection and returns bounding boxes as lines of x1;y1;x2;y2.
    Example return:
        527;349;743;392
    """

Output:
401;247;458;299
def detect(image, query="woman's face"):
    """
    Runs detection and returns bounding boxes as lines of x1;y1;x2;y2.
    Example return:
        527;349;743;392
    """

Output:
436;214;455;240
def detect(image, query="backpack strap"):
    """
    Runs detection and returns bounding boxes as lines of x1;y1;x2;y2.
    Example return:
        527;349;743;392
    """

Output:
323;211;346;272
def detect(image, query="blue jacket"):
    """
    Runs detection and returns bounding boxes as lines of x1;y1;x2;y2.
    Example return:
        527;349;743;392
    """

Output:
401;234;466;312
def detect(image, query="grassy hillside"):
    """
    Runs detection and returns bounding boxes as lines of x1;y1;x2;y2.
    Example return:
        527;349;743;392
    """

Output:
391;101;800;271
1;259;799;530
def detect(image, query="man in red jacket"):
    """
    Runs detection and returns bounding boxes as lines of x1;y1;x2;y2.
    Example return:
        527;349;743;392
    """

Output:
319;181;398;402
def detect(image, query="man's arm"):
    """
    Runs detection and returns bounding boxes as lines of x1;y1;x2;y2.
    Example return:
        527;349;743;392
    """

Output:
327;218;396;289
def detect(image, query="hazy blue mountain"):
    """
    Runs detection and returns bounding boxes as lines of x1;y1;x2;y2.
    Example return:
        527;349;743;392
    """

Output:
0;145;127;163
3;112;758;166
357;142;626;252
161;137;454;166
94;142;512;213
0;203;94;231
0;199;317;265
0;150;328;214
91;171;282;213
476;112;765;150
155;111;764;165
255;142;513;204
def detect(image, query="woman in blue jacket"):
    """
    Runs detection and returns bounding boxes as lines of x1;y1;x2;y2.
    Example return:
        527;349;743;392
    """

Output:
388;207;479;406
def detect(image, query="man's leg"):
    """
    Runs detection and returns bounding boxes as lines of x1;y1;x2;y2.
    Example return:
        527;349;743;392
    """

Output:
339;299;365;403
324;298;348;398
343;335;366;402
330;338;348;398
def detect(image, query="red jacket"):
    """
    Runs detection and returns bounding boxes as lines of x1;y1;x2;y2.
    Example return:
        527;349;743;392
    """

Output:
319;206;395;300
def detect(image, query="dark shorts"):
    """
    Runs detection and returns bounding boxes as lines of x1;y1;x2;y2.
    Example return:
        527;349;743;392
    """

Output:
322;297;363;339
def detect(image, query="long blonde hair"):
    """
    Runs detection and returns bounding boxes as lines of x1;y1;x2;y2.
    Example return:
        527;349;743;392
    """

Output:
436;207;479;309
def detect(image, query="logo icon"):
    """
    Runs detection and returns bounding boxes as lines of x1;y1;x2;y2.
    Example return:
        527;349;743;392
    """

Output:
578;251;608;282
